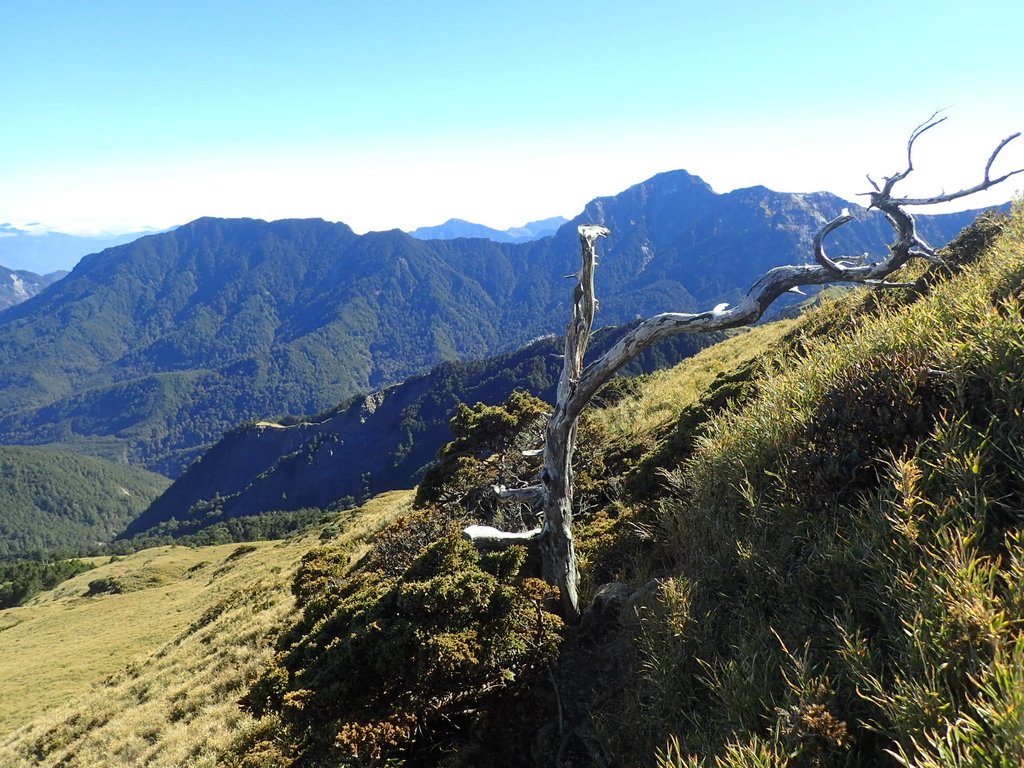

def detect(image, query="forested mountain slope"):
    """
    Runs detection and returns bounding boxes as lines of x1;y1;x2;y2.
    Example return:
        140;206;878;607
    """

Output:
0;446;169;558
0;171;991;476
123;322;712;539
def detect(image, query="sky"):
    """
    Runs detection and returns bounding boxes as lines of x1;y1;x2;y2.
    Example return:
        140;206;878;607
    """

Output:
2;0;1023;241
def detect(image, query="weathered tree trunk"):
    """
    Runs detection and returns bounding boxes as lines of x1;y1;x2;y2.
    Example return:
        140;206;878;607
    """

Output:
538;225;606;623
474;114;1022;623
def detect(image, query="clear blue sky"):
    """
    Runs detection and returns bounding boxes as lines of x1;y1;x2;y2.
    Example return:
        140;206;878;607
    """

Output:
2;0;1023;236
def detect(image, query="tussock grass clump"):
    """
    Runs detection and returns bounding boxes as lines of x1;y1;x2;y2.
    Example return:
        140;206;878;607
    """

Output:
597;206;1024;766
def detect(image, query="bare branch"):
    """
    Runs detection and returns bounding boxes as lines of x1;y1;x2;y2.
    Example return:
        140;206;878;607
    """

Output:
905;111;948;171
881;111;947;192
889;132;1024;206
563;257;905;427
987;132;1021;178
492;484;545;505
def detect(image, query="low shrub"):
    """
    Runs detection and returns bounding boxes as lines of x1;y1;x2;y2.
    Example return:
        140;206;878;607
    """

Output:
85;576;126;596
240;536;563;766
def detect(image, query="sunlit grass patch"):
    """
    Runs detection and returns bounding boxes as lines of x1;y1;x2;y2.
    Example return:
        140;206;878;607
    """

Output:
0;490;414;767
590;320;797;446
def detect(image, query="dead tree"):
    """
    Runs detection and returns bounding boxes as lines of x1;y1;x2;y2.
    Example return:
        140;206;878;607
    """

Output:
466;115;1023;623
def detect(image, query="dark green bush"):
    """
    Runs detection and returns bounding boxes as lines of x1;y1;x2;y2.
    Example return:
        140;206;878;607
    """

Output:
85;576;125;596
241;535;563;766
0;558;95;608
416;390;548;511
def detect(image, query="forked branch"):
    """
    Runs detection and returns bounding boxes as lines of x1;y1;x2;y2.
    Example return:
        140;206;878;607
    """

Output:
867;111;1024;206
888;132;1023;206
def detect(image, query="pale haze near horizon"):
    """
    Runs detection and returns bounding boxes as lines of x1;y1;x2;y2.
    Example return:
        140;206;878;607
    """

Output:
2;0;1023;250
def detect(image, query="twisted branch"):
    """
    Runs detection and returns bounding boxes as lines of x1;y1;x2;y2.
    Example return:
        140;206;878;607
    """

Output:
812;208;855;273
864;111;1023;207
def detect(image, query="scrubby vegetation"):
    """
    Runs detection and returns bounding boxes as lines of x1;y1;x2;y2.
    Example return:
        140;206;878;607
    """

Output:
235;529;562;766
121;506;339;551
0;558;95;608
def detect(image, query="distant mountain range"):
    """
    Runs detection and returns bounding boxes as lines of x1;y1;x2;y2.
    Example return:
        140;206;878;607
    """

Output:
0;170;1002;479
408;216;568;242
0;218;559;293
0;265;67;310
0;223;159;274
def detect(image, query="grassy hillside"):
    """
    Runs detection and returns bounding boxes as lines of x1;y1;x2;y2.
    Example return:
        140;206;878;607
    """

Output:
583;208;1024;766
0;491;413;767
0;446;170;558
2;205;1022;767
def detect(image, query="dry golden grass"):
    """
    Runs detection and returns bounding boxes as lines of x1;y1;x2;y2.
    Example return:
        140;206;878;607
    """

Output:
0;490;414;768
590;319;796;442
0;542;262;733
